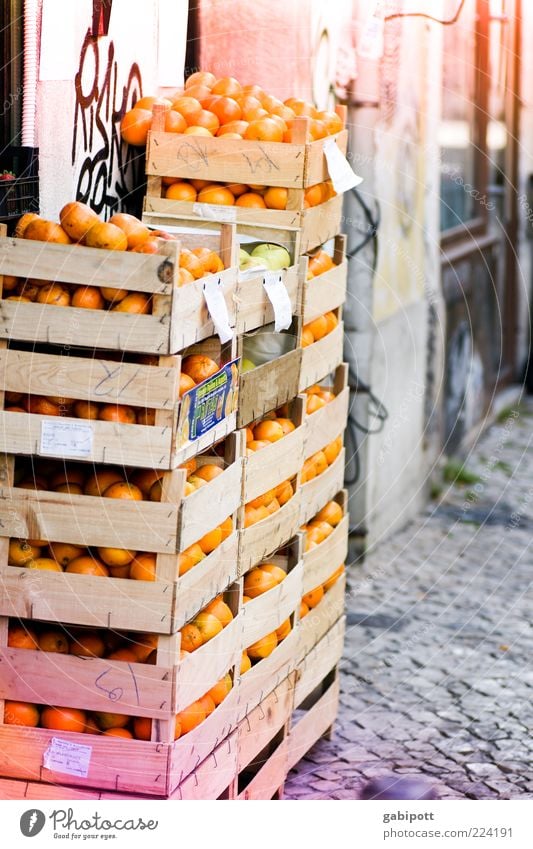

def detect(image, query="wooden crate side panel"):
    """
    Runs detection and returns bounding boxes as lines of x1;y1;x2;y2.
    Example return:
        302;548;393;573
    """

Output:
237;626;299;720
243;425;305;504
0;349;178;409
237;349;302;428
0;648;175;719
237;673;294;771
304;386;349;459
298;195;343;254
286;677;340;772
298;576;346;663
299;448;346;524
174;531;239;630
235;265;300;334
236;738;288;800
303;260;347;324
0;777;105;800
0;566;175;633
0;726;171;795
172;411;237;470
303;515;349;593
0;412;173;469
168;267;237;352
237;493;301;575
0;488;179;553
241;559;303;646
174;615;242;712
295;617;345;707
176;732;237;800
304;131;348;186
299;321;344;392
178;456;243;550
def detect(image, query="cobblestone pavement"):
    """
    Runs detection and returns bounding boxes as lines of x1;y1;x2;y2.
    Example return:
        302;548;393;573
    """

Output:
285;399;533;800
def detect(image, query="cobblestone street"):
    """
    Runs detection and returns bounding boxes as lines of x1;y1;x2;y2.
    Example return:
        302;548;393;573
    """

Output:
285;399;533;800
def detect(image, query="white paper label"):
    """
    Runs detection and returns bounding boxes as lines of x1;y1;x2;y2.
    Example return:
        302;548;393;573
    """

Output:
193;203;237;223
203;278;234;343
323;138;364;194
263;271;292;332
43;737;92;778
40;420;94;459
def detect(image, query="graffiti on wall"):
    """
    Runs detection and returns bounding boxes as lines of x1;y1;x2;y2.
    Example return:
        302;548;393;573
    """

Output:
71;29;143;216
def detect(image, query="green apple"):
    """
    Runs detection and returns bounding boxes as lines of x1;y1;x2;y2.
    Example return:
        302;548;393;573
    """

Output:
239;256;270;272
250;243;291;271
241;358;256;373
239;247;251;264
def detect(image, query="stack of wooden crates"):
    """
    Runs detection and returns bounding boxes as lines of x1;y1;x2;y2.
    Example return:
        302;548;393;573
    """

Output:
0;109;350;800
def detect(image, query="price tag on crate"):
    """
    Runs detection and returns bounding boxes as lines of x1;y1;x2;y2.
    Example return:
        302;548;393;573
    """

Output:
193;202;237;223
323;137;363;194
40;420;94;459
203;277;234;343
43;737;92;778
263;271;292;332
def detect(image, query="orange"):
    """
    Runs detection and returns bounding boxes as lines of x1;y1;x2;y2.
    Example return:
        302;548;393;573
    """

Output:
188;108;219;133
129;553;157;582
263;187;288;210
130;468;163;496
4;700;40;727
244;118;283;142
247;631;278;660
184;126;213;137
203;596;233;627
316;501;343;526
243;568;277;599
111;292;150;314
239;96;267;122
179;248;204;278
60;201;98;242
176;701;206;735
178;268;195;286
180;623;203;653
66;556;109;577
103;481;143;500
164;110;187;134
217;120;249;137
85;717;102;735
171;96;203;124
324;436;342;465
317;389;336;404
178;543;205;576
28;558;63;572
209;96;242;124
323;311;338;335
301;327;314;348
185;71;217;90
275;417;296;435
247;439;270;453
70;631;106;658
103;727;133;738
316;110;344;135
184;84;213;103
219;516;233;541
306;394;327;414
100;286;128;303
8;539;40;566
194;463;223;483
41;706;87;733
309;119;328;140
84;469;124;497
165;181;197;202
276;618;292;640
300;458;317;484
243;505;258;527
198;526;222;555
181;354;219;383
240;652;252;674
14;212;40;238
207;673;232;705
266;497;280;515
306;315;328;341
38;630;69;653
85;221;128;251
198;693;216;717
235;192;266;208
303;585;324;609
71;285;104;310
259;563;287;585
134;95;171;111
300;600;310;618
8;624;38;650
245;427;254;445
106;648;139;662
253;420;284;443
36;284;70;307
98;547;136;568
108;212;151;250
53;482;83;495
107;564;131;579
312;450;328;476
197;184;235;206
94;711;129;731
129;633;158;663
179;372;196;398
211;77;242;97
323;564;345;592
276;479;294;506
308;520;333;542
120;108;152;146
24;219;71;244
133;716;152;741
193;611;223;642
191;247;224;274
304;526;322;551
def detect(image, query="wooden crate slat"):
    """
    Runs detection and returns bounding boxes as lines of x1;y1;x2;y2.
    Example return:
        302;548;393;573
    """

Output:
237;349;302;428
299;447;346;524
298;575;346;663
295;616;345;707
237;673;294;771
174;615;242;712
175;732;237;800
303;238;347;324
237;626;299;720
298;195;344;254
178;454;243;551
243;420;305;505
286;676;340;772
299;320;344;392
303;515;349;594
241;558;303;647
238;492;302;575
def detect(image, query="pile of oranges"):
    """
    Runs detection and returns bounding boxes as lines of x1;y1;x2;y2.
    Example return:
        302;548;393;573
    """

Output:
301;310;339;348
163;178;335;211
4;672;233;741
5;204;224;308
301;436;343;485
120;71;344;148
301;499;344;553
300;563;345;620
241;562;292;670
5;354;222;423
243;411;298;527
179;595;234;653
304;381;338;414
306;248;338;280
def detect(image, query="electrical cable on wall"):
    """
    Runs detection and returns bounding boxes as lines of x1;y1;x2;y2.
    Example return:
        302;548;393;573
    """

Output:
384;0;466;26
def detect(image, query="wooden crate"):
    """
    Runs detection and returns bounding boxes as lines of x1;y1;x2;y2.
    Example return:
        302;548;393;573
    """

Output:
241;539;303;648
304;363;349;459
299;308;344;393
0;227;237;354
302;235;347;324
295;616;345;708
303;490;349;595
237;318;302;427
145;106;347;190
300;446;346;525
238;619;300;721
237;491;301;577
298;574;346;665
0;433;243;554
286;671;340;775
